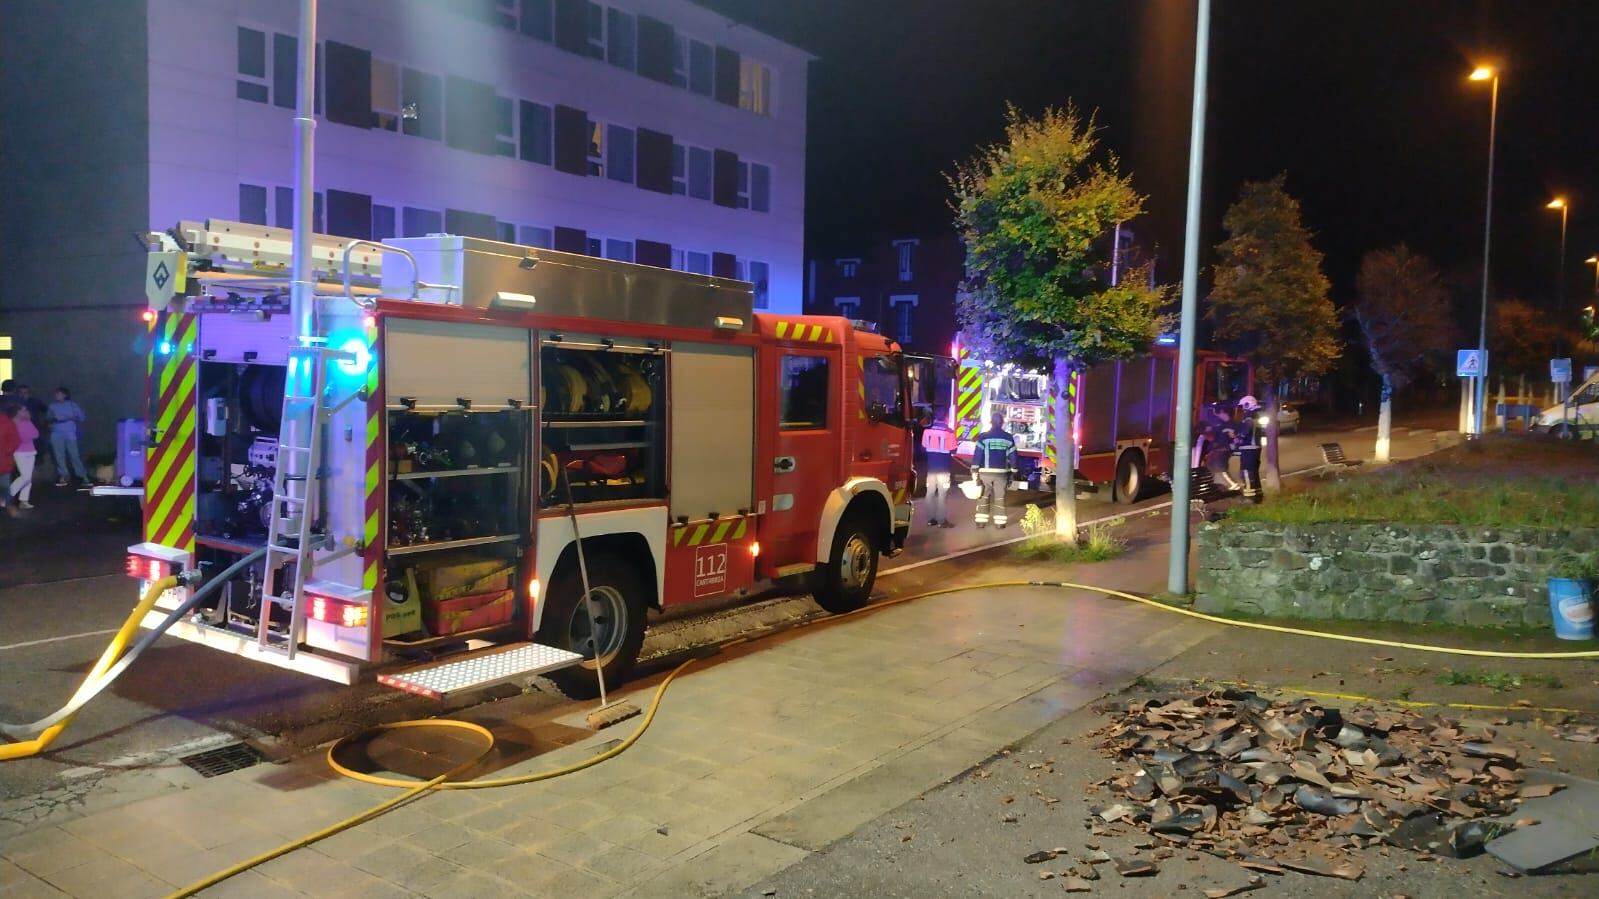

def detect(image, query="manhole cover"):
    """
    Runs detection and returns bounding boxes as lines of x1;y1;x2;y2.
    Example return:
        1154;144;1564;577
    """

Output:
179;742;264;778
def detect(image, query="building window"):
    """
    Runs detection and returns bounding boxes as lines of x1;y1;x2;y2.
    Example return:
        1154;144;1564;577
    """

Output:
0;335;12;387
780;355;830;430
372;204;397;241
237;27;269;102
606;124;634;183
834;296;860;318
837;259;859;279
739;59;772;115
273;187;324;232
522;0;553;41
239;184;268;225
749;260;770;309
495;95;516;157
671;145;687;195
734;162;772;212
606;7;636;70
371;59;401;130
688;146;712;200
672;249;710;275
519;225;553;248
493;0;518;29
497;221;516;243
688;38;714;96
584;1;605;59
895;240;917;282
671;35;689;88
604;238;634;262
519;100;553;165
402;206;442;237
586;119;605;176
890;296;916;345
401;68;442;140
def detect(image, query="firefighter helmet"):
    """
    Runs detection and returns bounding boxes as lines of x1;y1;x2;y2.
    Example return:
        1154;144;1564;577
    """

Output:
1237;395;1262;412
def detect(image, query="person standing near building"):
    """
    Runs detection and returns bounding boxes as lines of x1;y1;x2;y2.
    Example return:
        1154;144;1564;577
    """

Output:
9;405;39;509
972;410;1016;528
48;387;90;487
919;408;956;528
1236;395;1264;503
0;404;20;518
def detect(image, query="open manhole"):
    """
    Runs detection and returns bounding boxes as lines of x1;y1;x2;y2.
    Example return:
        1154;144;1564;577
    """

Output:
179;742;265;778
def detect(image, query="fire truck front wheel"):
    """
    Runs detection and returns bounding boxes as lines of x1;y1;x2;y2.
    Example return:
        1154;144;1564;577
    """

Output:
814;514;880;614
538;555;647;698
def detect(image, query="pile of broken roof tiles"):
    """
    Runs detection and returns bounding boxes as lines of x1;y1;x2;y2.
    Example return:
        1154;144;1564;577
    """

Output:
1085;688;1553;883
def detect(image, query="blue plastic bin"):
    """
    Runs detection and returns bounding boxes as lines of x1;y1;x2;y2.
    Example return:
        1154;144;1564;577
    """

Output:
1548;578;1595;640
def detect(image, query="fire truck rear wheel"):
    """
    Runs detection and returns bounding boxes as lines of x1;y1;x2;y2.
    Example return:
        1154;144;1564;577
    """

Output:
1113;451;1145;505
539;555;647;699
814;514;879;614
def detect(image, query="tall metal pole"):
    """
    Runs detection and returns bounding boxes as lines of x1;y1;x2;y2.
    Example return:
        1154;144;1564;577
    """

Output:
1556;203;1569;364
1167;0;1211;596
1472;75;1498;438
291;0;318;343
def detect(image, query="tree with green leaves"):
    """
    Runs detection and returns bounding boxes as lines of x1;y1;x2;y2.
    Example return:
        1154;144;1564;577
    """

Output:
1208;174;1341;490
1354;245;1452;462
949;104;1169;541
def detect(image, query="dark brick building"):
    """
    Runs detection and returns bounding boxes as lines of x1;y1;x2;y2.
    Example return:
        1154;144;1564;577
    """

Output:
805;233;964;356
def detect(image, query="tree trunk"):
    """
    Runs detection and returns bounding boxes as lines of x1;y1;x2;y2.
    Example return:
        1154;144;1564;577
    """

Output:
1375;373;1393;463
1053;355;1077;543
1264;381;1283;491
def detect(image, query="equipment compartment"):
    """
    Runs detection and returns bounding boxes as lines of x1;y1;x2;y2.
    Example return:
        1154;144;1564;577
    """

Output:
539;343;666;504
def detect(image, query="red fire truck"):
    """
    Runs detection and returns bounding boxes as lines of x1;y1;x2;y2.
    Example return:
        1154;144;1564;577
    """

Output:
951;338;1251;502
128;221;914;696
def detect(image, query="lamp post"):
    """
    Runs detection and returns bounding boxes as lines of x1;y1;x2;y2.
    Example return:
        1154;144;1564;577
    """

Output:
1587;256;1599;297
1469;65;1499;438
1548;198;1570;375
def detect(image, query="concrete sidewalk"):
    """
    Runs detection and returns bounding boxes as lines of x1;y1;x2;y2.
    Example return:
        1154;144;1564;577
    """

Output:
1;543;1217;898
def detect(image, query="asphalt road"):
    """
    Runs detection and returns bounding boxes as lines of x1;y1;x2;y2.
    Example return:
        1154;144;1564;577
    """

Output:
0;422;1446;810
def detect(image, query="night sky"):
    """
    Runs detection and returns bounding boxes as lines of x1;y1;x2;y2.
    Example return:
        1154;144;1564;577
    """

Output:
702;0;1599;322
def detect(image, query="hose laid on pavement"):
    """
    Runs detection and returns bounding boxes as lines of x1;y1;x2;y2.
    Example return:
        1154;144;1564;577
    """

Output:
0;549;268;758
168;572;1599;897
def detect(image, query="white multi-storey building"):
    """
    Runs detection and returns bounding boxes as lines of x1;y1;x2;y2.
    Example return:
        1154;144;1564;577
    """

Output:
1;0;810;454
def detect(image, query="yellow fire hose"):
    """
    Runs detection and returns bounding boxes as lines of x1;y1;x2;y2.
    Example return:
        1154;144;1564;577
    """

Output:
0;575;180;761
164;577;1599;897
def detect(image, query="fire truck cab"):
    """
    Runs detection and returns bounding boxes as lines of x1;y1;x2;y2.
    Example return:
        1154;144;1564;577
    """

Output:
130;221;914;696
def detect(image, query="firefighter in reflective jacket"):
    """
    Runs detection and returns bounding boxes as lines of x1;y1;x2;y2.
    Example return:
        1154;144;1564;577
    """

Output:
972;410;1016;528
1236;395;1264;502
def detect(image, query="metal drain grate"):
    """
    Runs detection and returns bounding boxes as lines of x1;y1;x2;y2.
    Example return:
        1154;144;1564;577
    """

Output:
178;742;264;778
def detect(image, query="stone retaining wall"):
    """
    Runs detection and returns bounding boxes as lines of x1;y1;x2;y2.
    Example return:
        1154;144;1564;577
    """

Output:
1195;522;1599;627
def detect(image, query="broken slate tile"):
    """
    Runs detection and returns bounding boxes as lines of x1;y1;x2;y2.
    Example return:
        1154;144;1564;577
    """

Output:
1114;857;1158;877
1062;877;1095;892
1023;850;1057;864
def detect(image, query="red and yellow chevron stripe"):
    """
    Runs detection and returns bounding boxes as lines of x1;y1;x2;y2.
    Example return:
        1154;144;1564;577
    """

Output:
361;318;383;594
954;347;981;440
1044;368;1081;468
144;313;198;553
672;515;750;547
774;320;835;343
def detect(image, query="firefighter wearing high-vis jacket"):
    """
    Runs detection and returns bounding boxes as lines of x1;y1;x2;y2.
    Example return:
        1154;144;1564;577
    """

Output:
973;410;1016;528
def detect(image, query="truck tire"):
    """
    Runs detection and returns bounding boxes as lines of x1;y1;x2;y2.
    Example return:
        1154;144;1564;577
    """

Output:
1113;451;1145;505
813;513;879;614
537;553;647;698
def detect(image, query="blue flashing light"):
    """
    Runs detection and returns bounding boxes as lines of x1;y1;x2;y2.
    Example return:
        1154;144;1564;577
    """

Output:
157;340;174;356
1155;334;1178;346
336;336;373;376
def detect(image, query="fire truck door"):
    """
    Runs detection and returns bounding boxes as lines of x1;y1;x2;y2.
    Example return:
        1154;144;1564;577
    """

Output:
858;352;911;500
766;350;840;563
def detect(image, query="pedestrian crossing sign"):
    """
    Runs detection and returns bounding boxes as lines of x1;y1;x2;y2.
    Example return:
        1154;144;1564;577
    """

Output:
1456;349;1484;378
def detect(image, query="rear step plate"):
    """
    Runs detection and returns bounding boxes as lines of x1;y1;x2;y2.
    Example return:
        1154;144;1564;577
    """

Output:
377;643;585;700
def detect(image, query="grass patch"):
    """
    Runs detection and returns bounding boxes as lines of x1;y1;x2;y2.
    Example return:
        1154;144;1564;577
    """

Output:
1011;522;1126;564
1230;435;1599;528
1436;669;1565;691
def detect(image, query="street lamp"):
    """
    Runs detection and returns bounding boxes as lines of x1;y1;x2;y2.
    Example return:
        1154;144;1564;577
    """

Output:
1586;255;1599;298
1469;65;1500;437
1549;197;1570;332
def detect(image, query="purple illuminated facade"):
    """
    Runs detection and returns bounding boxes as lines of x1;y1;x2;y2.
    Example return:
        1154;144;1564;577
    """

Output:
1;0;810;453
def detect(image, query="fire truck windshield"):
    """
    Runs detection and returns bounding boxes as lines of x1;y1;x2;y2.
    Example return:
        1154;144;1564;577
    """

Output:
862;355;906;427
1210;362;1251;406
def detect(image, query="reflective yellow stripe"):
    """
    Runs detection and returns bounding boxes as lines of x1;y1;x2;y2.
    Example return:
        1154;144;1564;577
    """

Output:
733;518;748;540
776;321;790;338
690;523;709;546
